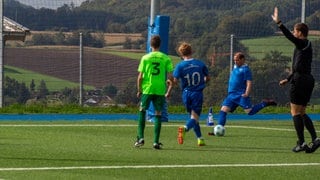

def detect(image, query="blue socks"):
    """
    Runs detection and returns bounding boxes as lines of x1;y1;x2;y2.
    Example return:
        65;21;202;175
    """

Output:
186;119;196;131
185;119;202;138
193;122;202;138
218;111;227;126
248;102;266;115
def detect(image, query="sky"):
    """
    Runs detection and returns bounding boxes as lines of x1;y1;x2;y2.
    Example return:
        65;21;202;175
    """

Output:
16;0;87;9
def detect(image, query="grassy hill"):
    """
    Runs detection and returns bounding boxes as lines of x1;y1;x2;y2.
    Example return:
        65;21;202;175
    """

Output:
241;35;320;60
5;65;94;91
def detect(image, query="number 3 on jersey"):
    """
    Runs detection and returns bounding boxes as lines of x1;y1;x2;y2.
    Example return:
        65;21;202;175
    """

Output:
152;62;160;75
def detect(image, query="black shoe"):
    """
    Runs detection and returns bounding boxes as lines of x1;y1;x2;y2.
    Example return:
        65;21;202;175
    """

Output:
292;141;308;152
134;137;144;147
263;99;277;106
305;138;320;153
153;142;163;150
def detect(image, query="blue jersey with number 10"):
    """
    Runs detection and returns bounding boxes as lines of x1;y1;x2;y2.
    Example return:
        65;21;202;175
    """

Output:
173;59;209;92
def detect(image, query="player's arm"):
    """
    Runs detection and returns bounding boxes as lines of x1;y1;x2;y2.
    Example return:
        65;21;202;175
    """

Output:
279;78;288;86
272;7;298;44
137;72;143;98
271;7;280;24
243;80;252;97
165;73;174;98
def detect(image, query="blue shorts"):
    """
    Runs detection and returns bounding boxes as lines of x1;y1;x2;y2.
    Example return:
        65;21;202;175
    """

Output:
182;90;203;116
221;93;252;112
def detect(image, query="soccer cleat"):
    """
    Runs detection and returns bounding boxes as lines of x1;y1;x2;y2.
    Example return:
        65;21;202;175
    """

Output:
305;138;320;153
208;132;215;136
177;126;186;144
153;143;163;150
262;99;277;106
134;137;144;147
198;138;205;146
292;141;308;152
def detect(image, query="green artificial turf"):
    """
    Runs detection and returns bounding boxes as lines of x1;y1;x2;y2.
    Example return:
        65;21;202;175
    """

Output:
0;120;319;179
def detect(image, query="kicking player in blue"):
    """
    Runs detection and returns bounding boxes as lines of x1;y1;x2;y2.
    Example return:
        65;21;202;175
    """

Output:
217;52;277;128
174;42;210;146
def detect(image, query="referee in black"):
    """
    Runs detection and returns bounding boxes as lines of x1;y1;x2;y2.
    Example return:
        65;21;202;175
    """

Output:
272;7;320;153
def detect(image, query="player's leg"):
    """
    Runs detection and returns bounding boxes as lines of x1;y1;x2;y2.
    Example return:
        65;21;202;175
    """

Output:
301;77;320;153
152;95;165;149
291;77;316;152
218;95;235;126
178;90;194;144
183;91;196;131
303;114;317;139
291;103;308;152
302;113;320;152
135;94;150;147
247;98;277;115
190;91;205;146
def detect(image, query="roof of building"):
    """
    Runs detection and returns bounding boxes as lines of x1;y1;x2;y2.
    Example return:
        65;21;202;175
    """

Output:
3;16;30;42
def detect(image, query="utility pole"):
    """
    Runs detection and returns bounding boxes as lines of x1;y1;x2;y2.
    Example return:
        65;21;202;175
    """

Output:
79;33;83;106
150;0;160;26
301;0;305;23
0;0;3;108
230;34;234;74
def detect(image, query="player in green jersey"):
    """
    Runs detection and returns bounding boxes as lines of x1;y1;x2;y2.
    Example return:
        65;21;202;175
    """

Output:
134;35;174;150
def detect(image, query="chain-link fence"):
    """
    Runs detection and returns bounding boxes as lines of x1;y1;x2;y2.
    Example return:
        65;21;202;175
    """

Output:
2;0;320;108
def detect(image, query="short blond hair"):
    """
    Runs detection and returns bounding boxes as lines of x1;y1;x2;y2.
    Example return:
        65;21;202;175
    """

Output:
177;42;192;57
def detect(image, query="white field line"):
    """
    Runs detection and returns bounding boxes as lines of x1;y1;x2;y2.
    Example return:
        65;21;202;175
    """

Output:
0;163;320;171
230;125;295;132
0;124;296;132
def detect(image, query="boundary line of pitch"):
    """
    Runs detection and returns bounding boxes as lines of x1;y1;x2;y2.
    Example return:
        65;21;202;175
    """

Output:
0;163;319;171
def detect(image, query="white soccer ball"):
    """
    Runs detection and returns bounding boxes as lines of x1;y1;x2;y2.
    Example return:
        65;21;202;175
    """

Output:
214;125;225;136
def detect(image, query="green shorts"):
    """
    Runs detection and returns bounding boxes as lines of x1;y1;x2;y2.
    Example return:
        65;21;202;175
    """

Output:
140;94;165;112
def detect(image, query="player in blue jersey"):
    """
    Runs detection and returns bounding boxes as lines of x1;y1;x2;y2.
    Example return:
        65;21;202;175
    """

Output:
174;42;210;146
217;52;277;128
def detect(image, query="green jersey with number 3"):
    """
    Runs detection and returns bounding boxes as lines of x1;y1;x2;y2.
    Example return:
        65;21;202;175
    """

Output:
138;51;173;95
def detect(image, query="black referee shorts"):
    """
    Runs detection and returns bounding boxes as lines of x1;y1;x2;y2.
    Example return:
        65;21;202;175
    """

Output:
290;74;314;106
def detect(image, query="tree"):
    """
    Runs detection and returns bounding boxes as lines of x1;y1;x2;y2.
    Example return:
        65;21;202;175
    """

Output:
37;80;49;99
103;84;118;98
123;37;132;49
114;78;139;105
31;34;55;45
4;76;19;97
53;31;66;44
60;87;79;104
250;51;291;105
17;83;31;104
203;68;229;106
3;76;31;105
30;79;35;92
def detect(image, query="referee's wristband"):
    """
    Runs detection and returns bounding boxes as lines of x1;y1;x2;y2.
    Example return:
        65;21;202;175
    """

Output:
276;20;282;25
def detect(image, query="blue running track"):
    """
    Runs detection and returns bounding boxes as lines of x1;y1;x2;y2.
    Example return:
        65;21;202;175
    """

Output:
0;114;319;121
